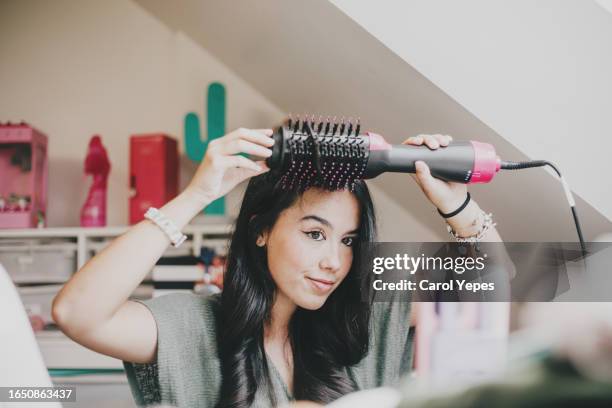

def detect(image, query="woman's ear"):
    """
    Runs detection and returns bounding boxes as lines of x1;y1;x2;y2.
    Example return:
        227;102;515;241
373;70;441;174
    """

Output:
256;232;267;247
250;215;267;247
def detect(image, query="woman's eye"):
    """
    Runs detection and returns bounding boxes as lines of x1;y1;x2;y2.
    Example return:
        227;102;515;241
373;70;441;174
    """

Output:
342;237;355;247
305;231;324;241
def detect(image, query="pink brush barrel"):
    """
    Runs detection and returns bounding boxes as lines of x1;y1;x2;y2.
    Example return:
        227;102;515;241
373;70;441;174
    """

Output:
469;141;501;183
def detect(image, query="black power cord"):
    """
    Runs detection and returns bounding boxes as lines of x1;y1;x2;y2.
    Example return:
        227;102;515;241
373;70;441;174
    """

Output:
500;160;586;256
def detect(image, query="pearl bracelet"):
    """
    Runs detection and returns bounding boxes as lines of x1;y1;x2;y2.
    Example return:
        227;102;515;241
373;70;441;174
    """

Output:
447;211;496;242
144;207;187;248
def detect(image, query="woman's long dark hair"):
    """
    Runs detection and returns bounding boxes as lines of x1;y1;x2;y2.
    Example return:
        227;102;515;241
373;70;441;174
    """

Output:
215;172;377;408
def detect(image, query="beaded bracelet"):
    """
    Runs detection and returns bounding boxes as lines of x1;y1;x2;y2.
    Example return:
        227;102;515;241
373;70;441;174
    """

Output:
447;211;496;242
144;207;187;248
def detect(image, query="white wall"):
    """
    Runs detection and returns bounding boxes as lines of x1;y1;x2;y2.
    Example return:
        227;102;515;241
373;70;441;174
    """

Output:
331;0;612;221
0;0;287;226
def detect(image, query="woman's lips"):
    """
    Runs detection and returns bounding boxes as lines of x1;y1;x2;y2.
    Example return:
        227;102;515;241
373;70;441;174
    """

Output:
306;277;335;293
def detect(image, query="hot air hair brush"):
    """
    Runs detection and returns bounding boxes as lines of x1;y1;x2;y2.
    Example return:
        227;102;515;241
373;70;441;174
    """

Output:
266;117;501;191
264;115;586;250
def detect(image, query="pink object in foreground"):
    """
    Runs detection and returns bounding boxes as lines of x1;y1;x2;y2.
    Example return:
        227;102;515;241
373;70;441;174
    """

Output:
80;135;111;227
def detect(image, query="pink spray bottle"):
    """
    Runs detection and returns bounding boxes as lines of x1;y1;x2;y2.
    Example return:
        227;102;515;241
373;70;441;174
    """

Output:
80;135;110;227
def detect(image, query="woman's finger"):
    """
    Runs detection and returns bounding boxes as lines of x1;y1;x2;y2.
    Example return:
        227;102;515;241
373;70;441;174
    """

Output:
415;160;436;190
410;173;422;188
221;138;273;158
403;134;453;147
252;128;274;136
239;128;275;147
439;134;452;147
227;128;275;147
402;135;424;145
254;160;270;172
223;155;266;173
423;135;440;150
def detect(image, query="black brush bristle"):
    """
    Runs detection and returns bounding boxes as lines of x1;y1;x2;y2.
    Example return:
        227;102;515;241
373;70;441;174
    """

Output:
266;114;369;192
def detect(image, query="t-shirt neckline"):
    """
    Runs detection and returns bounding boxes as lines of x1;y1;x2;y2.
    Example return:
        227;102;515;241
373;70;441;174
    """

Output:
264;351;294;401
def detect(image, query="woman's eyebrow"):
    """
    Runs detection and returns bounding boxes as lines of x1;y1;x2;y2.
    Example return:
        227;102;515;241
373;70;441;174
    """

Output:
300;215;359;234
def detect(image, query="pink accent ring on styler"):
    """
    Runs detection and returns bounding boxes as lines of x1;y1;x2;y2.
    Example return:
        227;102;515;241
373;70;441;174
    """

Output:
366;132;392;151
469;141;501;183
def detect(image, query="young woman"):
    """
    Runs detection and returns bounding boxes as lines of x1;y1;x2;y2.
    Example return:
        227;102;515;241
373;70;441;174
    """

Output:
52;128;502;408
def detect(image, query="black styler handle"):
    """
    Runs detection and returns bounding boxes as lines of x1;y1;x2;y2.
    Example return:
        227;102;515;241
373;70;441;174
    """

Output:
364;141;477;183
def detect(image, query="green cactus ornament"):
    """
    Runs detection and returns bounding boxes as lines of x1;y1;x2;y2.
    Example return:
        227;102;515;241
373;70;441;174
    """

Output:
184;82;226;215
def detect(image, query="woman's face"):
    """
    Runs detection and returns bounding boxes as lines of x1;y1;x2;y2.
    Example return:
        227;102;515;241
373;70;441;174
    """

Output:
258;188;361;311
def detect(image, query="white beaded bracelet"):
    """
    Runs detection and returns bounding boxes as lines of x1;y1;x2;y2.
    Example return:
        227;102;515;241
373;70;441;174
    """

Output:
144;207;187;248
447;211;496;243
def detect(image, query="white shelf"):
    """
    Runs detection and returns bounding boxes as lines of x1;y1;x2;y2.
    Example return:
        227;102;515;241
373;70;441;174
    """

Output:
0;223;234;237
0;222;235;269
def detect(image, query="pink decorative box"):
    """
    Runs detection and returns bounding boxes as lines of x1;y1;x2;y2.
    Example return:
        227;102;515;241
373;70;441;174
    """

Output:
0;122;48;228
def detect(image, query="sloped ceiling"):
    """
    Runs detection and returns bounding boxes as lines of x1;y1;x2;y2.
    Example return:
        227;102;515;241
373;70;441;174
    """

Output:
331;0;612;223
133;0;612;241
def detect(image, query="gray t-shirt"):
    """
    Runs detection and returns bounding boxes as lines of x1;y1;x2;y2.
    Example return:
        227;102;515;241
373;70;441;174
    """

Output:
123;293;413;407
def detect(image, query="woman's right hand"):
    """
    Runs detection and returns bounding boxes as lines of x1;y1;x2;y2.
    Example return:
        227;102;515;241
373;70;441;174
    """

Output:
184;128;275;205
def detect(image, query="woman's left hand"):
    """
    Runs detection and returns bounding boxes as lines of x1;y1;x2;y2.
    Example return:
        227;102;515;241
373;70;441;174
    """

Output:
404;134;503;242
402;134;468;214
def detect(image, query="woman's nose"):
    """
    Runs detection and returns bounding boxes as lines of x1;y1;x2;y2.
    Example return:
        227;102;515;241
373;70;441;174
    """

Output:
320;243;342;272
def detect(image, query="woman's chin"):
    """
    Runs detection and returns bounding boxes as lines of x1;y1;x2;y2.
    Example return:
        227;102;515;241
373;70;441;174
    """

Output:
294;294;328;310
